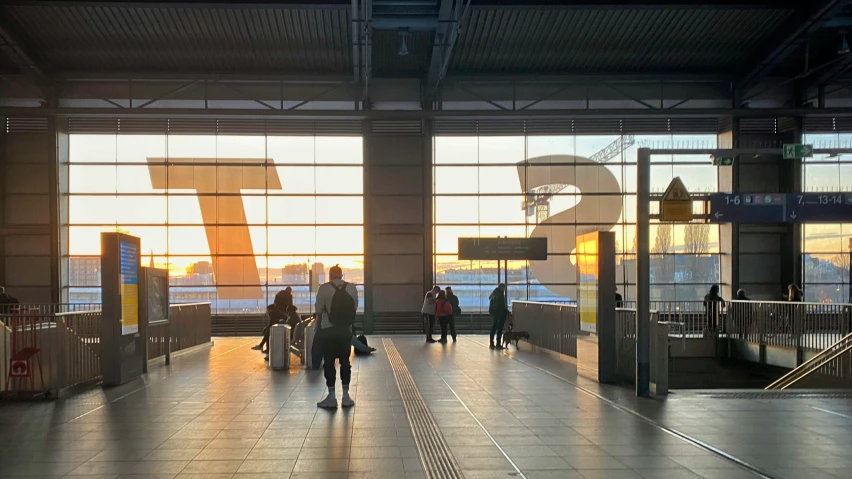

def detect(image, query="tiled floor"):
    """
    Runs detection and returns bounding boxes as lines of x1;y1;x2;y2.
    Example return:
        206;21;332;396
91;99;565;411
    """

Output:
1;336;850;479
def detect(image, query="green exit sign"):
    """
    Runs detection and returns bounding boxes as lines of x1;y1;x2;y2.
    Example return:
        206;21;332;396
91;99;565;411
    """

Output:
782;143;813;159
712;156;736;166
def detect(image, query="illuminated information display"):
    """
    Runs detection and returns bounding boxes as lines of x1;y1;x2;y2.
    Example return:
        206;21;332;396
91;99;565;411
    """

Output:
458;237;548;260
710;193;852;223
119;241;139;335
577;233;599;334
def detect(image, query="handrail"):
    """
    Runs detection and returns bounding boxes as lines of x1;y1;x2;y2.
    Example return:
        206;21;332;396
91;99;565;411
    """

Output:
734;300;852;307
766;332;852;389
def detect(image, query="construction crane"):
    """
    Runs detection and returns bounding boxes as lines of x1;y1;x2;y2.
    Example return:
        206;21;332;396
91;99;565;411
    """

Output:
521;135;635;223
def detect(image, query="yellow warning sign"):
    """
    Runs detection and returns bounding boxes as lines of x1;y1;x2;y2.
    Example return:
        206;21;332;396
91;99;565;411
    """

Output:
660;177;693;222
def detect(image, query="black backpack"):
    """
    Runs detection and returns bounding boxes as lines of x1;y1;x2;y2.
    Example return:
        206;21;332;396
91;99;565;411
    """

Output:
328;282;356;326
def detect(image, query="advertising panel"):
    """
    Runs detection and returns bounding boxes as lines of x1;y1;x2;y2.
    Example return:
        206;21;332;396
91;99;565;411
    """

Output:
577;232;599;334
119;241;139;335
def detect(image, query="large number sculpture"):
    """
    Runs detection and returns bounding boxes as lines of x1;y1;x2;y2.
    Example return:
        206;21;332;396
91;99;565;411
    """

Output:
518;155;622;299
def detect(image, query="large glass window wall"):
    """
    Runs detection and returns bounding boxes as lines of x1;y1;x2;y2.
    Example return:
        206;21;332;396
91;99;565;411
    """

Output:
65;133;364;314
801;133;852;303
433;134;723;312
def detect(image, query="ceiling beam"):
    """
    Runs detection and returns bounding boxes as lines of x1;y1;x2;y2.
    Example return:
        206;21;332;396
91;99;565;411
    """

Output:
351;0;361;83
0;14;48;81
470;0;802;8
361;0;372;105
0;9;53;103
52;72;353;83
423;0;467;108
738;0;852;99
3;0;797;6
2;1;351;8
4;105;852;119
798;52;852;98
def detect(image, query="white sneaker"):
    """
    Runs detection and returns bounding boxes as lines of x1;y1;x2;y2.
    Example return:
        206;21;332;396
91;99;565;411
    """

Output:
317;395;338;409
341;394;355;408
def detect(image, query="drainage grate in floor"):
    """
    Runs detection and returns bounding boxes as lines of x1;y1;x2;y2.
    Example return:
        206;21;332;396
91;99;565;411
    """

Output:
383;339;464;479
698;392;852;400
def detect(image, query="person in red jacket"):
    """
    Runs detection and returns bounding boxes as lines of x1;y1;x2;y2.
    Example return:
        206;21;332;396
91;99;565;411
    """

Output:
435;289;454;344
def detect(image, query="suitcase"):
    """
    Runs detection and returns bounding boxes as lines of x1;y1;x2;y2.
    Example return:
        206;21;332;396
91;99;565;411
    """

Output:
269;324;290;370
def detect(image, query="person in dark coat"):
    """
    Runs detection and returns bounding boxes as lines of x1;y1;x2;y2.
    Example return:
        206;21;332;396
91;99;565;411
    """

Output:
488;284;509;350
786;284;804;302
703;284;724;332
445;287;460;342
254;287;293;354
736;289;750;301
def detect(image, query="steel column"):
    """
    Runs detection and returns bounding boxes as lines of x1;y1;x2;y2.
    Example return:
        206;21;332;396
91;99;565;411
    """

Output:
636;147;651;397
362;119;373;334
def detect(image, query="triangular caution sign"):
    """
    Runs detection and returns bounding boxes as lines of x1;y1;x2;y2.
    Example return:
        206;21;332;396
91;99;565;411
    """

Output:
662;177;691;202
660;177;693;222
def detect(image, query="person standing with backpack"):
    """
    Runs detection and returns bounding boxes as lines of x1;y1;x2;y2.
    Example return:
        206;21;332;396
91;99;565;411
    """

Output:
315;265;358;409
489;283;509;350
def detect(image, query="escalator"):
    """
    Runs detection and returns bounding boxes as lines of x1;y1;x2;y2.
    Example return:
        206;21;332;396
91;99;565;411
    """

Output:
766;333;852;390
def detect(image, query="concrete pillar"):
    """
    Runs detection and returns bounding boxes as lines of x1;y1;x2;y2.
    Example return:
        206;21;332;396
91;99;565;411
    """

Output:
362;120;431;330
1;117;55;303
718;120;739;300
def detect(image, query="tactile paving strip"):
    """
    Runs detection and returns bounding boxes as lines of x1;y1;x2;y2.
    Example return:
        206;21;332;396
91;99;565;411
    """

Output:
383;338;464;479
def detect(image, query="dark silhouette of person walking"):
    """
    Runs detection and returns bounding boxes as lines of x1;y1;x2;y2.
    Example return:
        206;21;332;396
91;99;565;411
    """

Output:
488;283;509;350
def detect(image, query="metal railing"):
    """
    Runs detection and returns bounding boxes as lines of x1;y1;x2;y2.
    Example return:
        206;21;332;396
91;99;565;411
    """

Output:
1;310;102;396
615;308;668;389
615;309;638;382
727;300;852;352
167;303;212;353
53;311;102;391
766;333;852;389
512;301;580;358
2;303;101;315
1;303;211;397
622;300;721;338
147;320;170;361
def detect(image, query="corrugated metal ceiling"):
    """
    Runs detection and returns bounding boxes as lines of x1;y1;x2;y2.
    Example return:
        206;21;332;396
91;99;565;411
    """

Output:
2;4;352;75
450;7;794;75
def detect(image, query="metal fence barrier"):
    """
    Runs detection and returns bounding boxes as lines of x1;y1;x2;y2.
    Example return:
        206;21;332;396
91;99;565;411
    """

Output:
1;310;102;396
622;300;720;338
512;301;579;358
615;308;667;390
168;303;212;353
727;300;852;352
1;302;212;397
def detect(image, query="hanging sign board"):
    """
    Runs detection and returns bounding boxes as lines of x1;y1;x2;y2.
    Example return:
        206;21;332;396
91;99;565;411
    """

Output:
458;237;547;261
660;177;693;222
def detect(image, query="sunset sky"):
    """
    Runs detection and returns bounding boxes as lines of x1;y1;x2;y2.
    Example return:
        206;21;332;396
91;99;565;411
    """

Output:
66;132;851;277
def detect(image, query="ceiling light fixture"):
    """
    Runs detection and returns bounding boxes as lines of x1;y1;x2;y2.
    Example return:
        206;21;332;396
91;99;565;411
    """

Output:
839;31;850;55
398;30;409;56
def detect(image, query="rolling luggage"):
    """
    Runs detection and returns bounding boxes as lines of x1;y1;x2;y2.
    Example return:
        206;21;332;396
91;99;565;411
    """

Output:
269;324;290;370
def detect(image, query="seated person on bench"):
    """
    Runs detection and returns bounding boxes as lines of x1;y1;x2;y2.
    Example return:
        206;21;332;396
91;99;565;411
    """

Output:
253;288;292;354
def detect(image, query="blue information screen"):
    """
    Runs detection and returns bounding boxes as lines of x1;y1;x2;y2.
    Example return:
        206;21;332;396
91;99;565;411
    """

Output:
119;241;139;335
710;193;852;223
788;193;852;223
709;193;787;223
